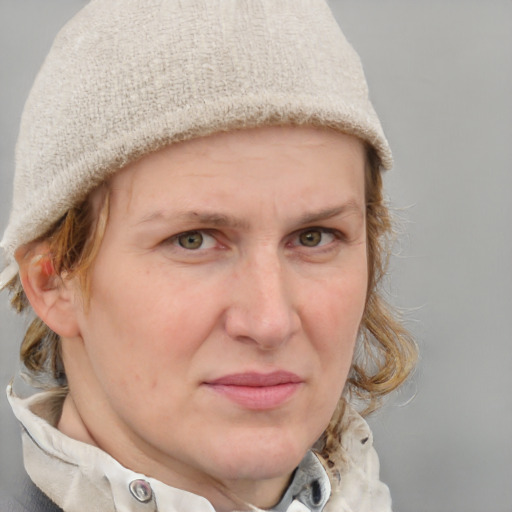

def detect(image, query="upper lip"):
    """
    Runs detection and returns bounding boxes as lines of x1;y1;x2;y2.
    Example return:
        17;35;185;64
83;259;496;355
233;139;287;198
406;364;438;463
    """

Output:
206;371;303;387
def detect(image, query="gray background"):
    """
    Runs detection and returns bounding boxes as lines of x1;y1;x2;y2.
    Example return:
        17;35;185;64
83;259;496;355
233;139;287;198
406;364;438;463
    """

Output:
1;1;511;511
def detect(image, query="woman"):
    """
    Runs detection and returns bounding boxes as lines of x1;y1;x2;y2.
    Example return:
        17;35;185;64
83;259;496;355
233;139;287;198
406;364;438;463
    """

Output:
0;1;416;511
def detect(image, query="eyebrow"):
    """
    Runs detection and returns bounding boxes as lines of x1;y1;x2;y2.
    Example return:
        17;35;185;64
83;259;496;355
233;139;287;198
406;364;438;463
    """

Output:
135;201;363;229
296;201;364;225
136;210;250;230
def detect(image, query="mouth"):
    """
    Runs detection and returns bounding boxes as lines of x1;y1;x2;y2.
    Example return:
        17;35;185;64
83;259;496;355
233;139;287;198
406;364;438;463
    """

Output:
203;371;303;410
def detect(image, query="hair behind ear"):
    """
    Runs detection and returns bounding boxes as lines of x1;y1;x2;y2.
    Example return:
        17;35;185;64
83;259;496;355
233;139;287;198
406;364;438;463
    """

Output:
9;188;110;389
15;242;81;340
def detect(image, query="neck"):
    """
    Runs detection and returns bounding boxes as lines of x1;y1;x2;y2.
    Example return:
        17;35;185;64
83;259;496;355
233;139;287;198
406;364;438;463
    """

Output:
58;394;291;511
58;393;98;446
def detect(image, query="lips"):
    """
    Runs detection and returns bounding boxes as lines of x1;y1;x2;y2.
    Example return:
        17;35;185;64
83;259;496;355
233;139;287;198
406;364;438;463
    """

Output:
204;371;303;410
209;371;302;387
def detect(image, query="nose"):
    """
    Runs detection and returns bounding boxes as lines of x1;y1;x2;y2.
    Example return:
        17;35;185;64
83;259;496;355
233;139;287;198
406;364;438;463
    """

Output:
224;253;301;350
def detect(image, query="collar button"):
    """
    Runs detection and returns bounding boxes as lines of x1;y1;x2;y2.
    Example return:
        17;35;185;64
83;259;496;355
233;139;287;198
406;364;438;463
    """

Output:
129;479;153;503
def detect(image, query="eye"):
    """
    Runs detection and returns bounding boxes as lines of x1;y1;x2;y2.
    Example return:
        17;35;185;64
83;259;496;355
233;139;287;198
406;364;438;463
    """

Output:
296;228;336;248
174;231;216;250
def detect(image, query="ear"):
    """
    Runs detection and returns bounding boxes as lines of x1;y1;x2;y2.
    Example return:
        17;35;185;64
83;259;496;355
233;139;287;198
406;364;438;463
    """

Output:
15;242;81;338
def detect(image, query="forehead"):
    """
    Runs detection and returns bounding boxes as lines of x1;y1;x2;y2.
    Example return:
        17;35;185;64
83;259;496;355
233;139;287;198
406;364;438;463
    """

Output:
106;126;366;219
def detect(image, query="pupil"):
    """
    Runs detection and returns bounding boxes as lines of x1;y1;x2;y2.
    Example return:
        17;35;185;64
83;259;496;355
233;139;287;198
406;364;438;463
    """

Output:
178;231;203;249
300;230;321;247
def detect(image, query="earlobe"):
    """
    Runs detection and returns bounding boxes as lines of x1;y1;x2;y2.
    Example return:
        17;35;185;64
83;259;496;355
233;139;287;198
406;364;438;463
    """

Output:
16;243;81;338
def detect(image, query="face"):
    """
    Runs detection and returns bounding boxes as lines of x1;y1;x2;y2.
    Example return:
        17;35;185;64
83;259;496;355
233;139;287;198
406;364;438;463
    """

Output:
62;126;368;504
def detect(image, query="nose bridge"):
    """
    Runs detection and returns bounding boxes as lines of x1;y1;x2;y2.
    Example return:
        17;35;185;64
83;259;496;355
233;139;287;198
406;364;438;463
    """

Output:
226;246;299;348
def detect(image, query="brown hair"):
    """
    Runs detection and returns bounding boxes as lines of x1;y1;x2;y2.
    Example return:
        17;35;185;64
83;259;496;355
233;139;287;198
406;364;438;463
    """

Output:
9;187;110;386
348;147;417;413
8;146;416;416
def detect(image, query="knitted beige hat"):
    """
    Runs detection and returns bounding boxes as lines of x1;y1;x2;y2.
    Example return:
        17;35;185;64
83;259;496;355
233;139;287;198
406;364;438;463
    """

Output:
0;0;392;284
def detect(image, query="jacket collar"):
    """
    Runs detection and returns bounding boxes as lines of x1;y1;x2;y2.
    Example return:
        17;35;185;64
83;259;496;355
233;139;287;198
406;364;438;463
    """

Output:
8;386;391;512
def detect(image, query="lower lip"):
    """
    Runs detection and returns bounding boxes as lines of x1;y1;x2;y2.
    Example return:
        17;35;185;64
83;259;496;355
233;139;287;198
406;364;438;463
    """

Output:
205;382;302;410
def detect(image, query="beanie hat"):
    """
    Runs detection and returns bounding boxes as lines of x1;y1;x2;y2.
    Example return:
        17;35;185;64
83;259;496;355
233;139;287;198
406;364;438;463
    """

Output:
0;0;392;284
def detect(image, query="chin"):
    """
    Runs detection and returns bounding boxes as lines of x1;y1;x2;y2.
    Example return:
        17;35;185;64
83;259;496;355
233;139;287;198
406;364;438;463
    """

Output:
206;427;313;481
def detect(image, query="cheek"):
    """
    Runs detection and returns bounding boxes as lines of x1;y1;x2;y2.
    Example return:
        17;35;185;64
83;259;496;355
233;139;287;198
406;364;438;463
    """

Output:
296;277;365;444
74;277;212;434
78;262;216;391
309;263;368;340
303;261;368;389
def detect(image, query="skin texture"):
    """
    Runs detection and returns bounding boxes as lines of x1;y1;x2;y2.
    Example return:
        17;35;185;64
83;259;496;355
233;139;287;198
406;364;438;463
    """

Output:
21;126;368;511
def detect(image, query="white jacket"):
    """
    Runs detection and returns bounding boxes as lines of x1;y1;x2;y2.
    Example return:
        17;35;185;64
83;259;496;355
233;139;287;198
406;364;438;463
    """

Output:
8;388;392;512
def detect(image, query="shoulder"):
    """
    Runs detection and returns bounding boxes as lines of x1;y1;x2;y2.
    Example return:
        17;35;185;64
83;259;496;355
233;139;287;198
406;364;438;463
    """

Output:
0;474;63;512
319;403;393;512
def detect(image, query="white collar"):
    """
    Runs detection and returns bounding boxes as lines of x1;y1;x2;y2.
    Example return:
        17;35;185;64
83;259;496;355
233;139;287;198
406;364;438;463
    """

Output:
8;387;335;512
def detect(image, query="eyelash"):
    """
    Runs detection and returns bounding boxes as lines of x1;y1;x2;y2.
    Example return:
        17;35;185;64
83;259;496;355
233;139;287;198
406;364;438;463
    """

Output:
165;227;344;252
288;227;343;249
170;230;219;251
